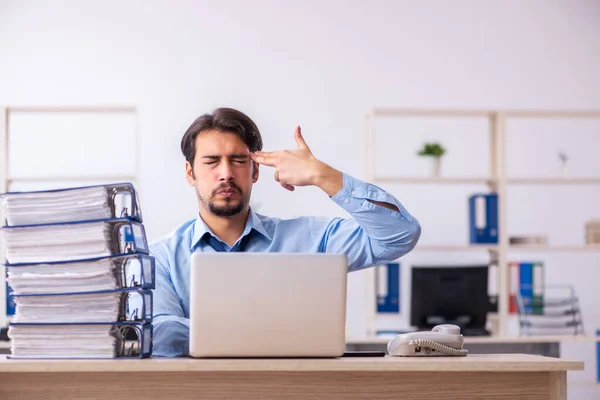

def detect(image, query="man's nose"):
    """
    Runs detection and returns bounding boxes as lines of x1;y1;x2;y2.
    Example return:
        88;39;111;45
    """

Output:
217;160;234;181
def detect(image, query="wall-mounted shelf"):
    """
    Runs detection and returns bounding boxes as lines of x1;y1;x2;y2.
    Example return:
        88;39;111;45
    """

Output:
508;245;600;253
370;108;600;119
508;178;600;185
413;245;499;252
370;177;496;185
413;244;600;253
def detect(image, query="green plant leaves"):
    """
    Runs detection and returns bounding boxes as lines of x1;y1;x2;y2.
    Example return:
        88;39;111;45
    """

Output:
417;142;446;157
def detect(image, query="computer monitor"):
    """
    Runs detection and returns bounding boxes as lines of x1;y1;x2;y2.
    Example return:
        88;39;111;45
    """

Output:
410;265;490;334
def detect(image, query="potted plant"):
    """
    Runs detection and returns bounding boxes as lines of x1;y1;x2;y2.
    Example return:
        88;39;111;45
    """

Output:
417;142;446;177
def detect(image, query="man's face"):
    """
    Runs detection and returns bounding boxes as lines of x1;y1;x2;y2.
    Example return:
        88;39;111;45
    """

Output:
186;130;258;217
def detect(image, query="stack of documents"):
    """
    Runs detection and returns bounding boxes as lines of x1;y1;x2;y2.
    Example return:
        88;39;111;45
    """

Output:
3;221;115;264
6;255;154;294
2;218;149;264
2;186;112;226
8;324;121;359
1;183;154;359
10;289;152;323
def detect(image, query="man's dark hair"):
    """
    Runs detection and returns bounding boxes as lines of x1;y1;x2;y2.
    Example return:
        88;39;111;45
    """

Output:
181;107;263;165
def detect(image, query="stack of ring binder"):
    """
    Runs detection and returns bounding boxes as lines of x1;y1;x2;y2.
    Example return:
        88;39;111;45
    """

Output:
1;183;154;359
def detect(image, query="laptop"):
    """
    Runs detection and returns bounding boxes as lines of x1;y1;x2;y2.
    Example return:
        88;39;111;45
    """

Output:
189;252;348;358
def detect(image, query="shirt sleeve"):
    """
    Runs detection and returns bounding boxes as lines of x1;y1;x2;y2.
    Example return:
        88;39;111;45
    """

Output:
151;252;190;357
312;173;421;272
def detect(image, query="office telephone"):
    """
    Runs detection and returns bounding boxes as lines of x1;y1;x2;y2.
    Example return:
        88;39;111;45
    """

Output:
387;324;468;357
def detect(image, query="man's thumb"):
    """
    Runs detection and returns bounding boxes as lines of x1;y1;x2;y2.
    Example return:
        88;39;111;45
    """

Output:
294;126;309;150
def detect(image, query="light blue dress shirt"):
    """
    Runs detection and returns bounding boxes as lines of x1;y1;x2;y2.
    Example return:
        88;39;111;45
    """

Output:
149;173;421;357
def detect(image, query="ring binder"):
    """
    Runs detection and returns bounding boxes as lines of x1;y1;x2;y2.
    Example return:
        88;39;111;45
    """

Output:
6;253;156;292
10;288;153;323
1;217;150;264
7;322;153;359
119;322;153;358
0;182;143;227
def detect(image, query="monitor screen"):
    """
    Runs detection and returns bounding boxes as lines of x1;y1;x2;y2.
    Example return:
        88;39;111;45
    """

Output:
410;265;490;332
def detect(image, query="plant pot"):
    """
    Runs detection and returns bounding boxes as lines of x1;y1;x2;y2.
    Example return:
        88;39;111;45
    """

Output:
429;157;442;177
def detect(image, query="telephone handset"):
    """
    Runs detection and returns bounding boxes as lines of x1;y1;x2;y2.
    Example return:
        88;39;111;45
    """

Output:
387;324;468;357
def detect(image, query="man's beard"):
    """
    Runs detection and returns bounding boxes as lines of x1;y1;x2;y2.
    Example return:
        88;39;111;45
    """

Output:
200;182;248;217
208;199;245;217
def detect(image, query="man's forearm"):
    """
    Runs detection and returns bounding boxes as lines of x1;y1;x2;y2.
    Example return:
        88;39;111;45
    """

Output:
313;163;343;197
152;315;190;357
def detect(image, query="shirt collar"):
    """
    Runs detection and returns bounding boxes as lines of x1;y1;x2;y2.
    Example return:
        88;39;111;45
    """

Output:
190;208;272;251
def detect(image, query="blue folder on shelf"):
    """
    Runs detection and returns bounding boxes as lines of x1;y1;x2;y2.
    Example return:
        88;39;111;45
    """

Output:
7;322;153;359
0;182;143;227
376;263;400;313
468;193;499;244
519;262;532;310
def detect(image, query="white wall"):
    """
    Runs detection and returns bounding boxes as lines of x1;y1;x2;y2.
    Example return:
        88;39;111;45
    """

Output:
1;0;600;394
1;0;599;234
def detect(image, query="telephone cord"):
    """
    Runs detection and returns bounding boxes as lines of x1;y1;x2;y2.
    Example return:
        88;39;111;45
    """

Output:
413;339;468;356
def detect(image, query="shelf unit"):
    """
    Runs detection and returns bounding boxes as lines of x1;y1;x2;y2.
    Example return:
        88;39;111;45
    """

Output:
0;105;139;329
411;244;600;253
362;108;600;338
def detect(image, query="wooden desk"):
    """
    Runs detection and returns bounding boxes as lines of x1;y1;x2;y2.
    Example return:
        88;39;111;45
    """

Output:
0;354;583;400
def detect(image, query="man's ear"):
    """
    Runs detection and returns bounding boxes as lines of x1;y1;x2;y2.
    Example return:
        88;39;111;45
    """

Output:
185;161;195;186
252;161;259;183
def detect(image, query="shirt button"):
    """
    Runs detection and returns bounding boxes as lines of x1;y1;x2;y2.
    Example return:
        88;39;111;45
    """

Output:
351;190;356;196
344;199;350;204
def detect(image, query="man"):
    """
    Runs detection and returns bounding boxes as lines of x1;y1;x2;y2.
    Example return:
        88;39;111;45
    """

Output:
150;107;421;357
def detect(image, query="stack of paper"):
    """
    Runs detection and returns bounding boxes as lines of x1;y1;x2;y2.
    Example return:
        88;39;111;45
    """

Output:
2;186;111;226
6;258;122;294
3;221;114;264
9;324;121;359
11;291;123;323
2;183;154;359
